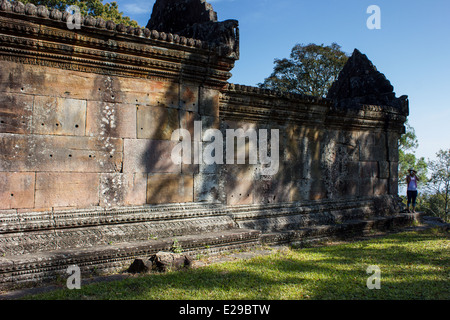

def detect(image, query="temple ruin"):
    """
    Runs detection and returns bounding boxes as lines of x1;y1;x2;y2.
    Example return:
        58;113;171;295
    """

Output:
0;0;415;290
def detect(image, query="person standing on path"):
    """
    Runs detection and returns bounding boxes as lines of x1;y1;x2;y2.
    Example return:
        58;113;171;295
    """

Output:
406;168;420;213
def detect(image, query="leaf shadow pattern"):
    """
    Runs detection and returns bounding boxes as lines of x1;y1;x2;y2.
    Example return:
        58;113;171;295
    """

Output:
28;230;449;300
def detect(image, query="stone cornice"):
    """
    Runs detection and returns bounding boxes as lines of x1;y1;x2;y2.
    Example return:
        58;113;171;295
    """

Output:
220;83;407;131
0;0;236;87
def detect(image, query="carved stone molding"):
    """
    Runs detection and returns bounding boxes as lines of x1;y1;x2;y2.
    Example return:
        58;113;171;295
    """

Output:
0;1;236;87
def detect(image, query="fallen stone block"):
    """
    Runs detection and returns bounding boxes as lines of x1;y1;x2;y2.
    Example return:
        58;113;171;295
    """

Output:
127;259;153;274
150;251;192;272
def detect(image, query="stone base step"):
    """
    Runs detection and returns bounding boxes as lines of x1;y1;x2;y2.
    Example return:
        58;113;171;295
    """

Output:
260;213;420;245
0;228;261;290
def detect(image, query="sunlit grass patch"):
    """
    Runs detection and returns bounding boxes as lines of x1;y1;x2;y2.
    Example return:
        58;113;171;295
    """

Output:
24;228;449;300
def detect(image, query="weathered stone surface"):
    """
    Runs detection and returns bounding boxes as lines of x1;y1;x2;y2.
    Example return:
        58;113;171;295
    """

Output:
360;178;375;197
147;174;193;204
199;87;220;117
32;96;86;136
180;83;199;112
223;165;255;205
99;173;148;208
194;173;219;202
378;161;390;179
0;172;35;209
86;101;137;139
179;110;199;140
150;251;192;272
123;139;181;174
253;178;293;204
374;178;389;196
117;78;178;107
35;173;100;209
137;105;179;140
360;161;379;179
0;93;33;134
0;133;123;173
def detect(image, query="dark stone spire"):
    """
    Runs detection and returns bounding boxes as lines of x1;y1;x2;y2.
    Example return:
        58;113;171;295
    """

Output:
146;0;218;34
327;49;408;114
146;0;239;58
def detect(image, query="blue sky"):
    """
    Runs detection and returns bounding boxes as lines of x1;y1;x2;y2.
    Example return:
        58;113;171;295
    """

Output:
115;0;450;162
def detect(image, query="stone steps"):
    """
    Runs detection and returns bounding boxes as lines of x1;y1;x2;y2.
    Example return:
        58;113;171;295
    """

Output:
0;228;261;290
260;213;420;245
0;198;420;291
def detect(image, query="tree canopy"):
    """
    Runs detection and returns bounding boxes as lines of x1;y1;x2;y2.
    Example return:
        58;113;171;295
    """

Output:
258;43;349;97
426;149;450;216
20;0;139;27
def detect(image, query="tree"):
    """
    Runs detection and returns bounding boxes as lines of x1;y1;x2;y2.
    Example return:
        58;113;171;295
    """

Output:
398;121;427;185
19;0;139;27
258;43;349;97
424;149;450;221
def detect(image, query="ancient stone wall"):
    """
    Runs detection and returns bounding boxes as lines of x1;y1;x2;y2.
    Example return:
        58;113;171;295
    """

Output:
219;83;405;204
0;0;412;289
0;0;236;213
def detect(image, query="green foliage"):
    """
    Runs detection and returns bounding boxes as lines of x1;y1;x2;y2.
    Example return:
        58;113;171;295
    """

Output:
425;149;450;220
19;0;139;27
171;239;183;254
258;43;349;97
399;121;428;185
418;193;448;222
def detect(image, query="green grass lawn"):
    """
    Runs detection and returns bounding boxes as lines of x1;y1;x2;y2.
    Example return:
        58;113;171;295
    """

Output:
25;228;449;300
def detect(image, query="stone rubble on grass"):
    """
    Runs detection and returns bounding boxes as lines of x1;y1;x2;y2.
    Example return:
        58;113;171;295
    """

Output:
127;252;193;273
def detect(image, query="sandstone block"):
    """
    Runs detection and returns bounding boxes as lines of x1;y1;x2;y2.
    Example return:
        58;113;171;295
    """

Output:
194;173;219;203
0;62;149;104
146;80;179;109
180;83;198;112
0;172;35;210
86;101;137;139
309;179;327;200
253;178;292;204
147;174;193;204
223;165;255;205
179;110;201;140
32;96;86;136
0;133;123;173
0;93;33;134
291;179;312;202
360;178;375;197
374;178;389;196
117;78;179;106
390;161;399;180
137;105;179;140
360;161;379;179
199;87;219;117
123;139;181;174
378;161;390;179
99;173;147;207
35;172;99;209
